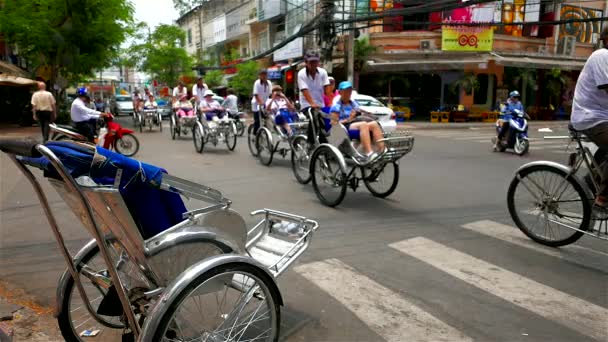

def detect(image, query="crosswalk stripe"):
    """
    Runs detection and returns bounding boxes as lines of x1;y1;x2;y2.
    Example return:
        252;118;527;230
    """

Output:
389;237;608;341
294;259;472;342
461;220;608;271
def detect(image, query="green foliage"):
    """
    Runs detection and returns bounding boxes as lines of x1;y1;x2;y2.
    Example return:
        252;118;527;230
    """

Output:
354;36;376;72
205;70;224;88
228;61;259;97
128;24;194;86
451;73;480;95
545;68;571;106
0;0;134;87
224;48;240;62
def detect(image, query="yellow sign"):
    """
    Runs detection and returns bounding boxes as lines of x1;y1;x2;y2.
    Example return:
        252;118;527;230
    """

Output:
442;26;494;52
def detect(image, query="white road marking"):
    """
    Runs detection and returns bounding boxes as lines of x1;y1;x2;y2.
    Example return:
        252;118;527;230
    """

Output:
390;237;608;341
461;220;608;271
295;259;472;342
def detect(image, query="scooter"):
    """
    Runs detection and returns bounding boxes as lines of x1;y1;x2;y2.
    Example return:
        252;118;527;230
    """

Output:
49;114;140;157
492;108;529;156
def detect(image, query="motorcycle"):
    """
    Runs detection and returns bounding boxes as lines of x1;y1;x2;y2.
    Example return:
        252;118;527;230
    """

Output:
49;114;140;157
227;110;246;136
492;108;529;156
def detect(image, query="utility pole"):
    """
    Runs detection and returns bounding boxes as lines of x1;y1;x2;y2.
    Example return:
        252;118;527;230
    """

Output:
346;0;355;84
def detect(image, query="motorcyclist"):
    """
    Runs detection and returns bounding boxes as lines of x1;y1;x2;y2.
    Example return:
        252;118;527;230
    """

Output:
495;90;524;148
71;87;108;142
570;26;608;207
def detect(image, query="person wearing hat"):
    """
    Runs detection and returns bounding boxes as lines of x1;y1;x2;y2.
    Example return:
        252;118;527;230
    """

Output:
251;69;272;134
570;26;608;207
323;76;338;107
266;84;297;136
192;76;209;106
70;87;108;142
330;81;385;160
199;89;225;122
297;50;333;112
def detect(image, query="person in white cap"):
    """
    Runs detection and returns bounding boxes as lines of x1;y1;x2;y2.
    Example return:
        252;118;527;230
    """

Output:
297;50;333;111
199;89;225;122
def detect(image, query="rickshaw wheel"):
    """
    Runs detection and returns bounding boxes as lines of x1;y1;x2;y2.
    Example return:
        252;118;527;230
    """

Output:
226;122;237;151
291;135;312;184
362;161;399;198
158;114;163;132
311;145;347;207
247;124;259;157
193;122;205;153
151;263;280;342
170;116;177;140
257;129;274;166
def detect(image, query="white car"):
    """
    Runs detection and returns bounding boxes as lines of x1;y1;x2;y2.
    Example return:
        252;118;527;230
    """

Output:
333;91;397;132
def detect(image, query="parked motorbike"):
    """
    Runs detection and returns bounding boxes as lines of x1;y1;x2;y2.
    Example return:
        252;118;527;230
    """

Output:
49;114;140;157
492;109;529;156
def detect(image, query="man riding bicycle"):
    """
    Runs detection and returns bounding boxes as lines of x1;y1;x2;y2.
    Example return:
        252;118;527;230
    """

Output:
571;26;608;207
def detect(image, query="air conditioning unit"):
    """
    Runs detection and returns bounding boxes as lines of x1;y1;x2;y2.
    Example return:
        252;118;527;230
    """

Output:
557;36;576;56
420;39;434;50
537;45;548;54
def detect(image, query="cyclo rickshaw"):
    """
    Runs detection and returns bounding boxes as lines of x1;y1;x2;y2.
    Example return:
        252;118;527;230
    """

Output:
253;108;308;166
0;138;318;342
291;107;414;207
169;99;198;140
137;105;163;133
193;109;238;153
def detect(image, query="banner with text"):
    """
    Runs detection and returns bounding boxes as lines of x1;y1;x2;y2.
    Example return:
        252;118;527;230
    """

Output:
442;26;494;52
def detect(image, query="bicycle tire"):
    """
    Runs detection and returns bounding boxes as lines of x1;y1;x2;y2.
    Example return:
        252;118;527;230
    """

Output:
507;164;590;247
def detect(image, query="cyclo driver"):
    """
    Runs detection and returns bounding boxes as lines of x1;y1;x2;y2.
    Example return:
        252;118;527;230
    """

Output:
570;27;608;207
71;87;109;142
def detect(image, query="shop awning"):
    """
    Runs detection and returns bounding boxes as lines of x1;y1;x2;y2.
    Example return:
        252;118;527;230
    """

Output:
366;57;489;72
0;60;29;78
491;56;586;70
0;75;37;87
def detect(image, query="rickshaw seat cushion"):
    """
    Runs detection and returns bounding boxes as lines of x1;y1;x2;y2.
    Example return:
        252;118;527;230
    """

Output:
20;142;187;239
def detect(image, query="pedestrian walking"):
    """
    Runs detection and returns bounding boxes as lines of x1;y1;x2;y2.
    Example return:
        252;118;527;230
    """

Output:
30;81;56;142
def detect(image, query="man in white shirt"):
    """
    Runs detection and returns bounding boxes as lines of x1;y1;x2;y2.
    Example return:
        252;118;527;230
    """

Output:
251;69;272;133
297;50;333;111
71;87;107;142
570;27;608;207
172;81;188;102
223;88;239;114
31;82;56;142
192;77;209;106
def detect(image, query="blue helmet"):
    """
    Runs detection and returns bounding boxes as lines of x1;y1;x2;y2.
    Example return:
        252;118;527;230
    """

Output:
509;90;520;98
77;87;89;97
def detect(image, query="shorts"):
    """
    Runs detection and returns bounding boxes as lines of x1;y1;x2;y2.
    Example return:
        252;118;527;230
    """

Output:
274;109;297;126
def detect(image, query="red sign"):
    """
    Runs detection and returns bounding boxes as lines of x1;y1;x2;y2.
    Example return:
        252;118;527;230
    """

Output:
221;59;242;75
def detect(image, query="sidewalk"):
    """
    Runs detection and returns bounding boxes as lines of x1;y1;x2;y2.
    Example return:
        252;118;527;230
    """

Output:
0;124;39;139
398;120;569;130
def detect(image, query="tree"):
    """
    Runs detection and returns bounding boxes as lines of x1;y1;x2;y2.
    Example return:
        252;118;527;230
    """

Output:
205;70;224;88
545;68;571;109
128;24;194;87
451;73;480;96
354;36;376;89
228;60;259;97
0;0;134;90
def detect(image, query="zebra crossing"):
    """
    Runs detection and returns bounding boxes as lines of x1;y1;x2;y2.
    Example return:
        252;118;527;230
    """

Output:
413;129;576;154
292;219;608;342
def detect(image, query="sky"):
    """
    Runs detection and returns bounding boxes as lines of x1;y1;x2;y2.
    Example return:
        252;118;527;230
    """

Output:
131;0;180;29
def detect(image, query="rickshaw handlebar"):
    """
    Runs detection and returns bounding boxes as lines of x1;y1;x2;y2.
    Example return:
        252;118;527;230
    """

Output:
0;138;40;157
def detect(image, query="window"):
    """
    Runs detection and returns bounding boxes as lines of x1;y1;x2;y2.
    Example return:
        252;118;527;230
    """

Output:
188;29;192;45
